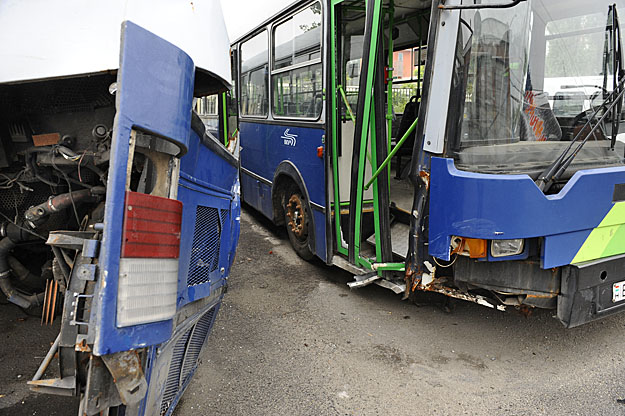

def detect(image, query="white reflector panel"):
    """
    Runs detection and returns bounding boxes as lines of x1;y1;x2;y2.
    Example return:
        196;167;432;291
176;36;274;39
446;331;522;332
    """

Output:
117;258;178;327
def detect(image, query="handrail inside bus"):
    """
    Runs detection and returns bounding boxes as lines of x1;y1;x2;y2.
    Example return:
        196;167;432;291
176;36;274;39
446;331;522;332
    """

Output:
338;85;356;122
364;116;418;190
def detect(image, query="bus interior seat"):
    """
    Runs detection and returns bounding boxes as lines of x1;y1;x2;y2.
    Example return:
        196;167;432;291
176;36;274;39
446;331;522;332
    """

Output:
394;94;419;179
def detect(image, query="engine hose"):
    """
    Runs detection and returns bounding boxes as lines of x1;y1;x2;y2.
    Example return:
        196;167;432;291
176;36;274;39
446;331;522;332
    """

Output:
24;187;105;227
0;237;45;309
8;256;43;289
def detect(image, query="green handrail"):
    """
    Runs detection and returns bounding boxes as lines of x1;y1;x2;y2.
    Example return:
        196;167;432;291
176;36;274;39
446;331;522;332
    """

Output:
364;116;418;190
338;85;356;122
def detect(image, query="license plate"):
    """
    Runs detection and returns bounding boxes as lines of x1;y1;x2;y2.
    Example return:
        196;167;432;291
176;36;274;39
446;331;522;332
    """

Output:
613;281;625;303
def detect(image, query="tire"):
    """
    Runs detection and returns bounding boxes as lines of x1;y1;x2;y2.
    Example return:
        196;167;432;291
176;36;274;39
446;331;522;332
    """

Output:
283;186;314;261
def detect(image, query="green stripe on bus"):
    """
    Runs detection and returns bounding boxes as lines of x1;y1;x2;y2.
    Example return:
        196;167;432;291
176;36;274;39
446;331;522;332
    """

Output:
572;202;625;264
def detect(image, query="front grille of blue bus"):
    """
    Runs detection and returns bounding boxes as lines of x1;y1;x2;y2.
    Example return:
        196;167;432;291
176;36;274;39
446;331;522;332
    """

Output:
187;206;227;286
158;306;219;416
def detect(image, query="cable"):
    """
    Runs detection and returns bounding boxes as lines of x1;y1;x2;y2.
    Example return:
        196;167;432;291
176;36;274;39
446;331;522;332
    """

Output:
49;149;81;226
433;254;458;268
0;211;46;241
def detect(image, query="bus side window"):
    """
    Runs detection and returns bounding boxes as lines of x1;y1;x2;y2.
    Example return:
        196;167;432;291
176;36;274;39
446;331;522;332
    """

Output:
240;30;269;118
271;2;323;119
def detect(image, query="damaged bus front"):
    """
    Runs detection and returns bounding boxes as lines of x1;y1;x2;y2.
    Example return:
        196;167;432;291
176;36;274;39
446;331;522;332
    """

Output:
409;0;625;327
233;0;625;327
0;2;240;414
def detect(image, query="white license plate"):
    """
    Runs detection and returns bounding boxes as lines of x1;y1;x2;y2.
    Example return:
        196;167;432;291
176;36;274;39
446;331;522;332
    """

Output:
613;281;625;303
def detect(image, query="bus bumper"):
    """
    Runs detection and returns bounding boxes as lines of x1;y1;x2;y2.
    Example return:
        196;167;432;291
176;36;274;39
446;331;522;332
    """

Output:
558;254;625;328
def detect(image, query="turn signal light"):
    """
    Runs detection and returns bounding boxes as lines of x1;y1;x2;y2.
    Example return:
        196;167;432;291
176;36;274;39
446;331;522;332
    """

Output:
464;238;487;258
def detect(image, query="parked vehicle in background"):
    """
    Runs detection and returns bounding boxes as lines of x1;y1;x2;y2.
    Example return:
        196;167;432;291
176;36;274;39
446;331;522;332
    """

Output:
0;1;240;415
233;0;625;327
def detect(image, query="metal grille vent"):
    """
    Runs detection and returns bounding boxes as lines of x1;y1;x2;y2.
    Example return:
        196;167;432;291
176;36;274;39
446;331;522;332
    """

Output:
160;328;192;415
180;308;217;384
159;306;218;416
0;74;116;117
0;184;69;232
187;206;225;287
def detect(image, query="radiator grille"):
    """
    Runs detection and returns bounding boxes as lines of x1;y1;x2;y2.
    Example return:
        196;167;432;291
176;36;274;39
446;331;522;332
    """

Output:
160;328;191;415
180;308;217;384
187;206;225;286
159;306;218;415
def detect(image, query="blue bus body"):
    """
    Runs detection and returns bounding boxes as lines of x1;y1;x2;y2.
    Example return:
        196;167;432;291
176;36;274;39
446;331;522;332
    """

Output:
234;0;625;328
0;22;241;415
240;122;327;261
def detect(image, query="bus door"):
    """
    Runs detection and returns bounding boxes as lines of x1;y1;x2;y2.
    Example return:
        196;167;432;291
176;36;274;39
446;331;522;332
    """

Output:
327;0;429;290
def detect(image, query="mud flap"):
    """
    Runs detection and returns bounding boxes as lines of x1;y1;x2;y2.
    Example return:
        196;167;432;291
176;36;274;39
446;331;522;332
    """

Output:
558;254;625;328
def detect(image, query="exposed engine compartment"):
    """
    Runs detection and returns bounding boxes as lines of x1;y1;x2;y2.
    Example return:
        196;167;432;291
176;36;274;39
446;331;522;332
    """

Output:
0;73;116;317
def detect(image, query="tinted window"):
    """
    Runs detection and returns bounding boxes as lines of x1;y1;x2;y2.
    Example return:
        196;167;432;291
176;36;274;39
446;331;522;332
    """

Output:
240;31;269;117
271;3;323;119
273;63;323;118
273;3;322;70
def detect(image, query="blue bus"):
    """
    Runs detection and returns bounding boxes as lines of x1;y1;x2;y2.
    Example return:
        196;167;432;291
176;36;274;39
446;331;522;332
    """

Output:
0;3;239;415
233;0;625;327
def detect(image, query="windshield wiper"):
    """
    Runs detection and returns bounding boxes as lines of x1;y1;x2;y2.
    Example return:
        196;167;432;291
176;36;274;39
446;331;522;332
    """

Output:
608;4;623;150
536;4;625;194
535;75;625;193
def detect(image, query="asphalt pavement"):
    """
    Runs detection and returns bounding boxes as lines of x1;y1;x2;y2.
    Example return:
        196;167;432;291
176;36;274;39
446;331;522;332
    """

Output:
173;207;625;416
2;206;625;416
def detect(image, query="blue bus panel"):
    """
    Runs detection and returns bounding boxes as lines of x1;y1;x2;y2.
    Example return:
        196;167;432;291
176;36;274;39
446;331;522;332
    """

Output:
429;157;625;268
239;121;326;260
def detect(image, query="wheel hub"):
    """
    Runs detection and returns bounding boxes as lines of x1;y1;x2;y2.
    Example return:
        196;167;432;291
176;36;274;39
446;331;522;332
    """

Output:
286;194;306;238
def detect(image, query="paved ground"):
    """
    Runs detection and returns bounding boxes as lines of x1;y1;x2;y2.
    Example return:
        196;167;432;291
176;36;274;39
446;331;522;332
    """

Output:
175;208;625;416
2;206;625;415
0;300;80;415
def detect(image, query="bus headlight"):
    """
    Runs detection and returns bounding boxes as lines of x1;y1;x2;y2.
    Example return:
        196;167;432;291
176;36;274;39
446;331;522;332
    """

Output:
491;239;524;257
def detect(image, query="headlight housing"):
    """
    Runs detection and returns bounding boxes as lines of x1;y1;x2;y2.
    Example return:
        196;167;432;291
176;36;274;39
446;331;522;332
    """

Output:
490;239;524;257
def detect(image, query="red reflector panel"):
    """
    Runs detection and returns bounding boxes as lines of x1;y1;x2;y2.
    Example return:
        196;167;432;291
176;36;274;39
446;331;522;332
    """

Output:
121;191;182;258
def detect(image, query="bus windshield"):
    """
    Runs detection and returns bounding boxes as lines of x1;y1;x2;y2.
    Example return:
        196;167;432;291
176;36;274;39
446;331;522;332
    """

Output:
449;0;625;179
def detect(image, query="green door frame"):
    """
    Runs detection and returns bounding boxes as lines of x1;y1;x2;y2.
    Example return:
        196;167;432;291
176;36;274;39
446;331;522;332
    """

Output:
328;0;404;273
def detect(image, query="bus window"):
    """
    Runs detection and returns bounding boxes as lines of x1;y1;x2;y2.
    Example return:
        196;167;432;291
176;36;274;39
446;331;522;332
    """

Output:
240;30;269;117
391;46;427;115
272;2;323;118
195;94;220;137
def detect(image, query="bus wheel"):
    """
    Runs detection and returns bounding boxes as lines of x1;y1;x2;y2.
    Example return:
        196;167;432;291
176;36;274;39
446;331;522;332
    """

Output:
284;189;314;260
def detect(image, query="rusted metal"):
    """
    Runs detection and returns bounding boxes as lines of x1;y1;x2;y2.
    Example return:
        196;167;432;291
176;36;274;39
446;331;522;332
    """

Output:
418;170;430;189
28;376;76;396
50;280;58;325
75;335;92;353
518;305;533;317
101;350;148;405
44;279;52;325
419;274;506;311
404;170;430;300
32;132;61;147
286;194;306;238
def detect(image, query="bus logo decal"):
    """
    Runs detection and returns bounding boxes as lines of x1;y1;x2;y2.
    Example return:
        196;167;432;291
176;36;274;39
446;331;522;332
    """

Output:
281;128;297;146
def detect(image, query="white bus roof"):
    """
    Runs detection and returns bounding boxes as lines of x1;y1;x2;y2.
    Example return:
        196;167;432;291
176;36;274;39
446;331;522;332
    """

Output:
0;0;231;93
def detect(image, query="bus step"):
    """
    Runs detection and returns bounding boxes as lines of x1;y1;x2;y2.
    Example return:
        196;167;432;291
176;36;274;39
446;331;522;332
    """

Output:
366;221;411;258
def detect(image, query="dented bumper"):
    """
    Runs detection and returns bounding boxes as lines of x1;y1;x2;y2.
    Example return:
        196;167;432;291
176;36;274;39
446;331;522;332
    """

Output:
558;254;625;328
